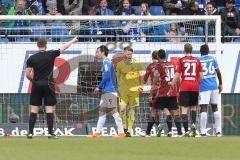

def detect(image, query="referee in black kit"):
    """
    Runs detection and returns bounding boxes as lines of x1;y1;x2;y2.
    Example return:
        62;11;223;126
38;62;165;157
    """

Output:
25;37;79;139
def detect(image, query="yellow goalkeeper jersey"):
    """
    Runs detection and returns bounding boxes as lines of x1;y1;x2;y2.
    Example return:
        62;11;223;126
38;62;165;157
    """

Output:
116;59;143;93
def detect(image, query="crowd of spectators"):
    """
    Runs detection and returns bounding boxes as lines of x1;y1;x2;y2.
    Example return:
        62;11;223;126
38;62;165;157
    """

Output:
0;0;240;42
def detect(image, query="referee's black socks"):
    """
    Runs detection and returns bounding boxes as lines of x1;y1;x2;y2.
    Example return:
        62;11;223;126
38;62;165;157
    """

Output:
29;112;37;134
46;113;54;135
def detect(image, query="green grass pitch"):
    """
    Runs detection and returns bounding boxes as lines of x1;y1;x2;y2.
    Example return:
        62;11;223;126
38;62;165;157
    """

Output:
0;136;240;160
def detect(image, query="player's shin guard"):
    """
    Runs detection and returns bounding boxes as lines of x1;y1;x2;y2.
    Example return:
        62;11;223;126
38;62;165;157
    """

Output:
127;108;135;133
28;112;37;134
200;112;207;134
174;115;182;135
120;111;127;130
166;115;173;132
214;111;221;133
96;114;106;133
190;111;196;125
46;113;54;135
181;114;188;132
113;112;124;134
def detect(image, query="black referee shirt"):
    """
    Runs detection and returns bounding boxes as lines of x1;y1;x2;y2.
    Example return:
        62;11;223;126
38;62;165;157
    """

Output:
26;50;60;85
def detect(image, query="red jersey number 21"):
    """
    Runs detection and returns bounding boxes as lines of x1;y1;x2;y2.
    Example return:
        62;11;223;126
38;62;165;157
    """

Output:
184;63;196;76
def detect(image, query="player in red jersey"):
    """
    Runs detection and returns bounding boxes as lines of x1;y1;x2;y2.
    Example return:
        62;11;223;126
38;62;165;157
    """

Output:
154;49;182;137
141;51;163;137
170;43;203;137
141;50;182;137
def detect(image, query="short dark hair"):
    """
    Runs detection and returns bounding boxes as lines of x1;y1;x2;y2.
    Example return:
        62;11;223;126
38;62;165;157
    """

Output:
226;0;235;4
158;49;166;59
207;1;216;8
184;43;193;53
124;46;133;52
97;45;108;56
151;50;159;60
200;44;209;56
37;38;47;48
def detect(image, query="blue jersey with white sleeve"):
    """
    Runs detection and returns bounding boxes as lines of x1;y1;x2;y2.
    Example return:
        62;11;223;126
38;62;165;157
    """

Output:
198;55;219;92
98;58;118;93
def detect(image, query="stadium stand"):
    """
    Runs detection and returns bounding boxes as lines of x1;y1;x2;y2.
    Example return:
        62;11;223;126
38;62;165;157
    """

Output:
0;0;239;42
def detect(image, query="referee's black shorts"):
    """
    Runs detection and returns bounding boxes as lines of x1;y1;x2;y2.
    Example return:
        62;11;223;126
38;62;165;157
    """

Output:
30;84;57;106
154;96;178;111
179;91;199;107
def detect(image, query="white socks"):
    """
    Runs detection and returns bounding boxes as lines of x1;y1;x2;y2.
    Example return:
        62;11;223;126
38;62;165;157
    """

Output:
214;111;221;133
96;114;106;133
200;111;221;134
96;112;124;134
200;112;207;134
113;112;124;134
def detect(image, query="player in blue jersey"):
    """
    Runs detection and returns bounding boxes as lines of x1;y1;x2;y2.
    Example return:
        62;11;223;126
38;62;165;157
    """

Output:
87;45;125;138
198;44;223;137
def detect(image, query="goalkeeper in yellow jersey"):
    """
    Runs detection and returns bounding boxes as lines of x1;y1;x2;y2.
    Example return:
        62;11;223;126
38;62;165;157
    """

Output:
116;47;143;137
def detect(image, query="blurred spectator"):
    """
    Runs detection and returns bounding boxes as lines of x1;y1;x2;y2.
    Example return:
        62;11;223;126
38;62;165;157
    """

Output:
95;0;115;41
115;0;141;42
181;0;204;15
116;0;135;15
165;23;184;42
64;0;83;15
0;1;7;35
140;2;151;15
205;1;218;41
88;5;97;15
96;0;114;15
8;0;27;15
42;0;65;15
136;2;150;42
8;0;31;36
88;6;102;42
82;0;98;15
83;0;119;15
0;1;7;15
2;0;15;12
206;1;218;15
220;0;240;40
181;1;204;42
25;0;43;15
8;107;20;123
163;0;182;15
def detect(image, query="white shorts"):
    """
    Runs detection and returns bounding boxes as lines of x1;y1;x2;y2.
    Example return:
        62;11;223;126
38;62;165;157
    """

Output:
99;92;118;108
199;90;219;105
